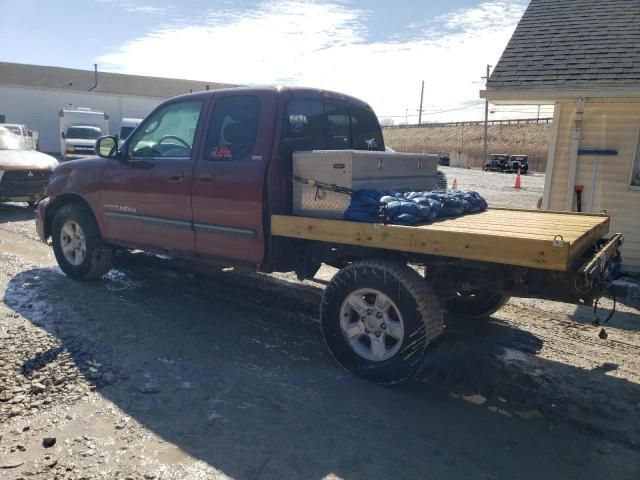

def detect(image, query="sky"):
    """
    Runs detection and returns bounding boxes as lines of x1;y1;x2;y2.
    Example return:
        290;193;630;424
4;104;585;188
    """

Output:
0;0;552;123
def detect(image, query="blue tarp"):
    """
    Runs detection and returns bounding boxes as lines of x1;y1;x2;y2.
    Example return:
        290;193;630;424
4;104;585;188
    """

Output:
344;189;488;225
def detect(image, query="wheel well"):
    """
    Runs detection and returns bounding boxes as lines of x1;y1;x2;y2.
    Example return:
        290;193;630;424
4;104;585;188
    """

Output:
45;194;99;241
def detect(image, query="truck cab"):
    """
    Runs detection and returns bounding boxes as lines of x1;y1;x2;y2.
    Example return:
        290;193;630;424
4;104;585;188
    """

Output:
38;87;385;273
62;125;103;159
59;108;110;160
2;123;34;149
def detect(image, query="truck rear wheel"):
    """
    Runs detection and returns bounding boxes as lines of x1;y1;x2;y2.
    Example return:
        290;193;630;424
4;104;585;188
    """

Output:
321;260;444;384
444;292;510;320
52;203;113;280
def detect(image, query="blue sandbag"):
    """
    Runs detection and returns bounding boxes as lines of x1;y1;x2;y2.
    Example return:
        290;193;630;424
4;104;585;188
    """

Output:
344;188;488;225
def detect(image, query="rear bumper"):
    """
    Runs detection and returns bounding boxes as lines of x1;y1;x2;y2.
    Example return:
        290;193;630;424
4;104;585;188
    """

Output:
35;196;50;243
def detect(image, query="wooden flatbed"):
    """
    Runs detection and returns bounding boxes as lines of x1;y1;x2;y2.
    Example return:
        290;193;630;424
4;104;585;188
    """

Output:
271;209;610;271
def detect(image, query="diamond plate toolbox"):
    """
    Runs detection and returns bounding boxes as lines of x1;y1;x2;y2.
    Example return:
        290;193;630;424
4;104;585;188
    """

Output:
292;150;439;219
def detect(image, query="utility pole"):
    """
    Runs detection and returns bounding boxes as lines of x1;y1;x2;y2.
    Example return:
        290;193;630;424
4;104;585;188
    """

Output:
537;104;541;123
482;64;492;165
405;108;408;125
418;80;424;125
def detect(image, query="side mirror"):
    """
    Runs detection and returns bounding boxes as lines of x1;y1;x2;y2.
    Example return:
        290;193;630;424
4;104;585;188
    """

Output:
61;132;66;138
95;136;119;159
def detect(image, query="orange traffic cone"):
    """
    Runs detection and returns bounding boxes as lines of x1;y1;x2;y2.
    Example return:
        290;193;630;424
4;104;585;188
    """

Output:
514;169;522;189
452;178;458;189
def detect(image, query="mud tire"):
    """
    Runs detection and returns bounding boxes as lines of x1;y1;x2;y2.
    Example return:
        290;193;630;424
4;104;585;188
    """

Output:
52;203;113;280
321;260;444;384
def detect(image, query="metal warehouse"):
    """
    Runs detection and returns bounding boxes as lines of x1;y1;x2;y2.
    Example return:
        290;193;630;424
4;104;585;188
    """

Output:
0;62;232;154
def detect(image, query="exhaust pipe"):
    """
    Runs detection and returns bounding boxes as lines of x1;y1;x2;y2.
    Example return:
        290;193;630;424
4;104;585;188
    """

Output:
89;64;98;91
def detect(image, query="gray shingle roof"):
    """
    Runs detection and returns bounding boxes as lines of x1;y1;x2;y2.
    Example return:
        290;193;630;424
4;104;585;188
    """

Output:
487;0;640;90
0;62;235;98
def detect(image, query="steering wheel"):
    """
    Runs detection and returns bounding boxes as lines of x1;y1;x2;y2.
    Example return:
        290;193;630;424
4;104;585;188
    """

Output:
158;135;190;148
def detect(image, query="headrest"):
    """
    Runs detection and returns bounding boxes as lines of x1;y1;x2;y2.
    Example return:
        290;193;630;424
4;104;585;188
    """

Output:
223;122;246;144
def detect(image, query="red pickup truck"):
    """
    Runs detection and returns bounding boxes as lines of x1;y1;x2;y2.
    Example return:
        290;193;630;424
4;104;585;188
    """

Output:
36;86;623;384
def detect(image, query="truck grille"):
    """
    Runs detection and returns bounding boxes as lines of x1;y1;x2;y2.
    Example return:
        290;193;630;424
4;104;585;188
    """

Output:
72;145;96;154
0;170;51;198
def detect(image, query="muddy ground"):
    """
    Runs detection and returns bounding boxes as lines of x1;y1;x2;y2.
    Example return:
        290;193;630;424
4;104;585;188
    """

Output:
1;188;639;479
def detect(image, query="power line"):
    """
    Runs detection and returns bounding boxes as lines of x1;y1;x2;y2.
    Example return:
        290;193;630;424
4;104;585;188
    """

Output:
380;101;484;118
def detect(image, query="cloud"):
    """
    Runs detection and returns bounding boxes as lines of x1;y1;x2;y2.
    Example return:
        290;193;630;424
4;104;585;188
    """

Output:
96;0;168;14
97;1;528;122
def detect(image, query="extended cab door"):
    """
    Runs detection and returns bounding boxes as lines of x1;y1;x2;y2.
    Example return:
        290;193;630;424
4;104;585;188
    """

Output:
100;98;205;252
191;91;276;264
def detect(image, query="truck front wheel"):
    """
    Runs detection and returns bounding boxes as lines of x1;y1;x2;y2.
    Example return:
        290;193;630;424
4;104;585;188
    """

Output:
52;203;113;280
443;292;510;320
321;260;444;384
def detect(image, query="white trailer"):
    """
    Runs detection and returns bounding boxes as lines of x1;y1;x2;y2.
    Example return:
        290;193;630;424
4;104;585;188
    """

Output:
59;108;109;160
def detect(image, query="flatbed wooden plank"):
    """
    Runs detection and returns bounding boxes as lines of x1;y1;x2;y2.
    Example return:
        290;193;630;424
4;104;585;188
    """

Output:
271;209;610;272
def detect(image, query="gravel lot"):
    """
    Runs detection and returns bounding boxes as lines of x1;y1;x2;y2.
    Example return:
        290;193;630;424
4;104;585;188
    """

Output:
440;166;545;209
0;168;639;479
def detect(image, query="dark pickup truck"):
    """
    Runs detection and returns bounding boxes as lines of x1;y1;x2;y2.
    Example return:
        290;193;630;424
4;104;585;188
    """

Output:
36;87;623;384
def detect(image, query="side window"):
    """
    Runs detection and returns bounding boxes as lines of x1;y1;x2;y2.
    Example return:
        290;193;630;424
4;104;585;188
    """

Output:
325;103;351;149
351;107;384;151
282;98;326;151
203;95;260;161
128;100;202;158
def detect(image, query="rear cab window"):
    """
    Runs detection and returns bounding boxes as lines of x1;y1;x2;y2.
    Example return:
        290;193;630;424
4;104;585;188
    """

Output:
281;96;384;154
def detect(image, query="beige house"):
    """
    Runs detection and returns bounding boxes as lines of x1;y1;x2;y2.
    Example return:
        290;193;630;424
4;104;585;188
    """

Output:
483;0;640;272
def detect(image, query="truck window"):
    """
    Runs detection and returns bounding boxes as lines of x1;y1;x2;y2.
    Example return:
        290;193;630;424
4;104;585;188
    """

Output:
282;98;326;151
128;100;202;158
325;103;351;149
66;127;102;139
203;95;260;161
350;107;384;151
119;126;136;140
282;98;384;153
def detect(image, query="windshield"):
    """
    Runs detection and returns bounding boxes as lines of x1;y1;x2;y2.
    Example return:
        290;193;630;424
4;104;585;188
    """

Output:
119;126;136;140
66;127;102;139
4;126;20;135
0;130;27;150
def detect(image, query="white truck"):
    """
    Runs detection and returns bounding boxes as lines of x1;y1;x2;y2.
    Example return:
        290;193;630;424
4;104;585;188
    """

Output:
59;108;109;160
2;123;38;150
117;117;142;147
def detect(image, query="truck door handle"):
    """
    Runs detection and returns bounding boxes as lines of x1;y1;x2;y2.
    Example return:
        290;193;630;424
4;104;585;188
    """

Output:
198;175;213;183
168;174;184;182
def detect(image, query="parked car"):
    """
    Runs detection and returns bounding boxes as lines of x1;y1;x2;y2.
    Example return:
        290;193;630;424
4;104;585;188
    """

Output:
484;154;509;172
0;127;58;206
508;154;529;174
438;154;450;166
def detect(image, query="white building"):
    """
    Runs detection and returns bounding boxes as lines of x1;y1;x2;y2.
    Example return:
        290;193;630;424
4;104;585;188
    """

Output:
483;0;640;271
0;62;232;154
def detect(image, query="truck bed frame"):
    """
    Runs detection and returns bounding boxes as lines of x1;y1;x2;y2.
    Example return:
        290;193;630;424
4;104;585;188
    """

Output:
271;208;611;272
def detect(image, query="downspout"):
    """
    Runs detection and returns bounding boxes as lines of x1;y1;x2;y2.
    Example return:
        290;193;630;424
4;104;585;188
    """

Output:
89;64;98;91
564;98;586;211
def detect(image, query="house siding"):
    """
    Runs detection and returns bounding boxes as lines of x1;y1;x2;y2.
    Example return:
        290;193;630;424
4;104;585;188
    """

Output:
547;99;640;270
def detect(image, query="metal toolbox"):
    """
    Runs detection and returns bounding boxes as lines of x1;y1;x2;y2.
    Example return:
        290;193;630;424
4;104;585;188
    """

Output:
292;150;439;219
